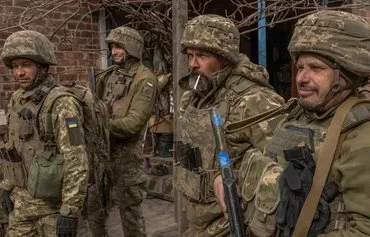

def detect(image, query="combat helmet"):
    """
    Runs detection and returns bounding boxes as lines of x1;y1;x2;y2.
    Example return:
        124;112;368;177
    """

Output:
1;30;57;67
105;26;144;60
181;14;240;64
288;10;370;78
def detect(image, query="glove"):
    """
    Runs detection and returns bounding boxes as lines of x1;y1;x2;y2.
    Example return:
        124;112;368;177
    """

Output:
56;215;78;237
309;182;339;237
1;190;13;215
276;146;336;237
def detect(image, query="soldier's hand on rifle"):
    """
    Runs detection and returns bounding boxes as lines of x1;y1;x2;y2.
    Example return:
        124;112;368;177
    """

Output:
214;174;227;214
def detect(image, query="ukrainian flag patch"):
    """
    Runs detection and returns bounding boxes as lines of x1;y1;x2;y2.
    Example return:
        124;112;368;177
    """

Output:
67;119;78;128
66;117;84;146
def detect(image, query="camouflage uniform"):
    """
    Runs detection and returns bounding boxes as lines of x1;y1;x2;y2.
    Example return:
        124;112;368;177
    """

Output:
88;26;158;237
0;31;88;236
0;114;8;237
239;11;370;237
175;15;285;237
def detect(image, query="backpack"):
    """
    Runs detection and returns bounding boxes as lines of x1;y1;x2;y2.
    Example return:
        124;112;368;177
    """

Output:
42;84;111;206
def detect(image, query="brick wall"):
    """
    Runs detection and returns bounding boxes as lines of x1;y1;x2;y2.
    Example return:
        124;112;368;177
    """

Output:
352;0;370;23
0;0;101;109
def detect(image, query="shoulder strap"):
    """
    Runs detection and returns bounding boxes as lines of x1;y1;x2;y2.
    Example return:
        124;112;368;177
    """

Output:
225;98;297;134
228;76;256;95
292;96;370;237
117;63;147;117
96;65;116;99
43;88;80;151
217;75;257;118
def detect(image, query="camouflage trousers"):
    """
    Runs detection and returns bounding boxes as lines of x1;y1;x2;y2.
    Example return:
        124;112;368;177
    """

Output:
0;222;7;237
183;199;230;237
88;182;147;237
0;205;8;237
6;212;58;237
183;218;230;237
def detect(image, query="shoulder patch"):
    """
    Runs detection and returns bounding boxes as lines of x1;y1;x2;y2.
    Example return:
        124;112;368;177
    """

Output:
65;117;84;146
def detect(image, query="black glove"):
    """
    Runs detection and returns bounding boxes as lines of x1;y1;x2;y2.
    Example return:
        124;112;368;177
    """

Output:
56;215;78;237
309;182;339;237
276;145;334;237
1;190;13;215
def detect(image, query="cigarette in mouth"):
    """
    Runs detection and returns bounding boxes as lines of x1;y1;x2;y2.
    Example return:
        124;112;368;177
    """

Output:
194;75;200;90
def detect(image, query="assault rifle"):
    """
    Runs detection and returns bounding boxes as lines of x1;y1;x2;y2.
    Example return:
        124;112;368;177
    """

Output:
210;109;246;237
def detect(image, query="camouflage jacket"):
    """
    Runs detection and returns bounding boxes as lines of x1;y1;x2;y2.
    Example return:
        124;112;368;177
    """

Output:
179;54;285;168
97;61;158;140
240;93;370;237
96;61;158;186
297;101;370;237
177;54;285;230
0;74;88;218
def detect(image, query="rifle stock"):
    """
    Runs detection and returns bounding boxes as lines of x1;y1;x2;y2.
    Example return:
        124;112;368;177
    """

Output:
210;109;246;237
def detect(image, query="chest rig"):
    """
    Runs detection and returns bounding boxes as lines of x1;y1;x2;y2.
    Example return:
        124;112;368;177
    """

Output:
99;64;146;120
174;76;256;203
2;84;55;188
102;69;132;104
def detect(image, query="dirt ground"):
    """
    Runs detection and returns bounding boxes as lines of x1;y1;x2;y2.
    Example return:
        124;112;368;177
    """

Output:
77;197;177;237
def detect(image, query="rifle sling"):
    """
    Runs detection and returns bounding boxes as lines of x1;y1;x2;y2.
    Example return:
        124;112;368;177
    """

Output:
225;98;297;134
292;96;368;237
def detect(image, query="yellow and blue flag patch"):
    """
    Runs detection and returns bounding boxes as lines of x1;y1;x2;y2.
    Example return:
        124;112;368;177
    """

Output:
66;117;84;146
67;119;78;128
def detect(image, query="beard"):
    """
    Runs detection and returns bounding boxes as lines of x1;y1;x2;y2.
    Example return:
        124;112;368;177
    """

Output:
188;73;213;97
296;82;323;111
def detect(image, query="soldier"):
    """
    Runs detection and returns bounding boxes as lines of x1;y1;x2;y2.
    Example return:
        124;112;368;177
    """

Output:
88;26;158;237
234;10;370;237
0;30;88;236
175;14;285;236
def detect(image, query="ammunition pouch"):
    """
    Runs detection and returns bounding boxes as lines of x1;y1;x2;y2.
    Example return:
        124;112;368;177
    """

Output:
175;141;202;171
27;151;64;201
240;150;281;237
0;147;27;188
173;165;217;203
17;108;34;140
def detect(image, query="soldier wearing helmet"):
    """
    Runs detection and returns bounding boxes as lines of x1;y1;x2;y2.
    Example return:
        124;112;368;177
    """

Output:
88;26;158;237
237;10;370;237
176;14;285;236
0;30;88;236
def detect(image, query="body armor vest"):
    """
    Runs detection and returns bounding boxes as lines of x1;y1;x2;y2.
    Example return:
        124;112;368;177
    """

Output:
5;84;54;187
102;70;132;106
99;63;146;121
175;75;255;203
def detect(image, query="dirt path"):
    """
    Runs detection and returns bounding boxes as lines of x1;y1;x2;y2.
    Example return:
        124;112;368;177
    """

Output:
78;197;177;237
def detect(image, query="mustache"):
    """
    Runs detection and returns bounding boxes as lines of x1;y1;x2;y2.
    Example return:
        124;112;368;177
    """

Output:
297;83;318;91
190;71;207;79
